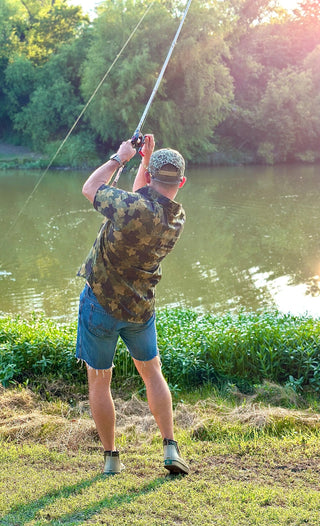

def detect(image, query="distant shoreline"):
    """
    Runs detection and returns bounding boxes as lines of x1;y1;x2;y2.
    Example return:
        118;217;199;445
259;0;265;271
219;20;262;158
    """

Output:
1;142;319;171
0;142;41;159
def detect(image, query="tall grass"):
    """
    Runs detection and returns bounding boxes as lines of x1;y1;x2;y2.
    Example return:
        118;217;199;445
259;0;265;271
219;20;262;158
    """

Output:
0;309;320;396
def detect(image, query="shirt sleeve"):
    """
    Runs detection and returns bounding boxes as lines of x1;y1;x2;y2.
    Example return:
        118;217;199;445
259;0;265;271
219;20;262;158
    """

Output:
93;184;142;223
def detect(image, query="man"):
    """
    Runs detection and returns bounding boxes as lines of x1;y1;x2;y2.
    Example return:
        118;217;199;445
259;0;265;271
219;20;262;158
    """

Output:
76;134;189;475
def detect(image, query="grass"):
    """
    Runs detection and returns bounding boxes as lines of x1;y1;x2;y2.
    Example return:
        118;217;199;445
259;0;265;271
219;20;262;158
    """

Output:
0;386;320;525
1;309;320;523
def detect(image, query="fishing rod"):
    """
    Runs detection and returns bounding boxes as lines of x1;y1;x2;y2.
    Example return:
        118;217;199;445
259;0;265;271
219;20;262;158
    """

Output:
111;0;193;187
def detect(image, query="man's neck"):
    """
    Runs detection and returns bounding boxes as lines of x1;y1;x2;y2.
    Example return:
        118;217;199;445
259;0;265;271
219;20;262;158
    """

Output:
149;181;179;201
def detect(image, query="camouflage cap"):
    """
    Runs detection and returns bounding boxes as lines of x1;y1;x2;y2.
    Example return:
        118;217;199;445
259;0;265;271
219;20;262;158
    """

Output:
148;148;185;185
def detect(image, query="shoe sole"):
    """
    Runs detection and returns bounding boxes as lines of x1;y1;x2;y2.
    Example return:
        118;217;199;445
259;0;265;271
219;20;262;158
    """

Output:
103;463;125;475
164;459;189;475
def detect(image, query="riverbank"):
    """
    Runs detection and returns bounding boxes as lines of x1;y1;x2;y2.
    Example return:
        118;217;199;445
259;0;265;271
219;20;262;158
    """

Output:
1;384;320;525
0;142;46;169
1;309;320;523
0;141;243;170
1;140;319;170
0;141;124;171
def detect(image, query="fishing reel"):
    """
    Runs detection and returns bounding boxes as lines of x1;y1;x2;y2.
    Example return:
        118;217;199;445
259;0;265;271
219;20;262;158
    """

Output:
131;130;145;155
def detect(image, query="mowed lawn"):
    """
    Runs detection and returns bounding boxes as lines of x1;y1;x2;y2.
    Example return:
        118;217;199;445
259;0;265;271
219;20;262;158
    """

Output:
0;387;320;525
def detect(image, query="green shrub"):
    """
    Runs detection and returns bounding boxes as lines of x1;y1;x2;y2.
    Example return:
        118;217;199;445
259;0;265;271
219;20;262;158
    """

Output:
0;315;81;388
1;309;320;396
44;132;100;169
156;309;320;394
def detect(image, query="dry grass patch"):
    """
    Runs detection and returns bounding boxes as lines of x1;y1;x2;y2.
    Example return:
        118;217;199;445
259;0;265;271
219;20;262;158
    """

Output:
0;386;98;450
229;403;320;430
186;395;320;440
1;386;320;453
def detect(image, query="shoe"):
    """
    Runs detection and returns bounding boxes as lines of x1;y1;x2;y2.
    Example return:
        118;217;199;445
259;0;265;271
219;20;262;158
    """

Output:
103;450;124;475
163;439;189;475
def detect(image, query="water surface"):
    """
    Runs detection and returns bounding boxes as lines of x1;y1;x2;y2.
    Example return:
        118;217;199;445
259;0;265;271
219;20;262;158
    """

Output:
1;163;320;321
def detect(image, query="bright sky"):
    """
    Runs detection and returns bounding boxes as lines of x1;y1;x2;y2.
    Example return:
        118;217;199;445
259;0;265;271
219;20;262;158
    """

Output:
72;0;300;16
279;0;299;9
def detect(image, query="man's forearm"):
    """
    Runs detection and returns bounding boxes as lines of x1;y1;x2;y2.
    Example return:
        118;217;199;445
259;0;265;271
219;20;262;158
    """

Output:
82;140;136;203
132;160;149;192
82;160;120;203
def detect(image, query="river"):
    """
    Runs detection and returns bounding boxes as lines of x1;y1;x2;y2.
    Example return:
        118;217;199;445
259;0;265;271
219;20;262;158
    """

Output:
1;163;320;321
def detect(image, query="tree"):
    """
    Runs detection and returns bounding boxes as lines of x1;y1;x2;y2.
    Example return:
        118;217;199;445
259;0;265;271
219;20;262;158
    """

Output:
80;1;177;149
219;0;320;164
81;0;234;158
256;68;319;162
4;57;36;117
0;0;89;140
0;0;26;134
304;45;320;90
11;0;88;65
159;3;234;155
0;0;88;67
7;35;91;150
294;0;320;21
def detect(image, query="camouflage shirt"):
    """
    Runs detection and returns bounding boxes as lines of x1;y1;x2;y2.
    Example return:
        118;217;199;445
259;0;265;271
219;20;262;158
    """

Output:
77;184;185;323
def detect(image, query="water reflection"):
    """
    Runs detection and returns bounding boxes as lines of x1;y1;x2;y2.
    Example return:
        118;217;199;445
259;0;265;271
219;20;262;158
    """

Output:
1;164;320;320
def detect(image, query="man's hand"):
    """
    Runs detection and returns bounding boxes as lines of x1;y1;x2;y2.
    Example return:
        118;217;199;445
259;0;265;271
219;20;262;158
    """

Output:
140;134;155;167
116;140;136;165
132;133;155;192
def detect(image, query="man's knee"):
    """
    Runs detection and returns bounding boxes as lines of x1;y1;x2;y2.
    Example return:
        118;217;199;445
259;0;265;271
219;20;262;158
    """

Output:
86;364;113;387
134;356;165;384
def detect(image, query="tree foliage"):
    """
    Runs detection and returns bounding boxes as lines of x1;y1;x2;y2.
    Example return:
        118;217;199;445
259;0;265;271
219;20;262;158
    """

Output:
5;0;87;64
0;0;319;165
8;38;89;148
221;0;320;163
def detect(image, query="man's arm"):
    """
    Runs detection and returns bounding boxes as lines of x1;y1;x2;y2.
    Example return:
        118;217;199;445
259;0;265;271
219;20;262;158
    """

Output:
132;134;155;192
82;140;136;203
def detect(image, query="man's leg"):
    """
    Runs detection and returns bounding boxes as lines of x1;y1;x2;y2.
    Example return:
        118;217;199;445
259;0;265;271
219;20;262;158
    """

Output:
133;356;174;440
86;365;115;451
134;355;189;474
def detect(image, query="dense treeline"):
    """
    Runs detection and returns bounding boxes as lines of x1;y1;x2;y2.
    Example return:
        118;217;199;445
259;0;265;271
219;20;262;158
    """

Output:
0;0;319;166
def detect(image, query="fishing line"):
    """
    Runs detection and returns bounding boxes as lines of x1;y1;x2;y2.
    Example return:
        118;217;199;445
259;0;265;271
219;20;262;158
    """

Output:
112;0;193;187
1;1;155;255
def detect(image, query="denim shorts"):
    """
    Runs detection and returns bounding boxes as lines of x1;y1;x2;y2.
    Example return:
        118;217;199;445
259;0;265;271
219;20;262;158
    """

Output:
76;283;158;370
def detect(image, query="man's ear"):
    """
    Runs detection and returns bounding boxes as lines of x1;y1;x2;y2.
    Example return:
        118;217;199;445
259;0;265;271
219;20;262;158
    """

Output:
178;176;186;189
145;171;151;184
